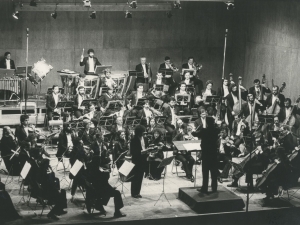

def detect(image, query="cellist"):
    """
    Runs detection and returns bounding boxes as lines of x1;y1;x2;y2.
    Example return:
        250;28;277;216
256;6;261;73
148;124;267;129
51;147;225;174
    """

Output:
265;85;285;114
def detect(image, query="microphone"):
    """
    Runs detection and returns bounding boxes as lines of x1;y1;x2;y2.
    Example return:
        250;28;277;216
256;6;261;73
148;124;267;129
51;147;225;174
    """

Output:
26;28;29;36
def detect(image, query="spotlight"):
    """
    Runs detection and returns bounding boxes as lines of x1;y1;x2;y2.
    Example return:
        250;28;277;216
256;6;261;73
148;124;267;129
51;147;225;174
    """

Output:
127;1;137;9
51;12;57;19
12;11;19;20
166;12;172;18
125;11;132;19
30;0;37;7
83;0;91;8
225;2;235;10
89;11;96;19
173;1;181;9
19;1;24;8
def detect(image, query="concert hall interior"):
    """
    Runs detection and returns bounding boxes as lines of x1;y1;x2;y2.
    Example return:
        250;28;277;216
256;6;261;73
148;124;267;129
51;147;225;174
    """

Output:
1;0;300;225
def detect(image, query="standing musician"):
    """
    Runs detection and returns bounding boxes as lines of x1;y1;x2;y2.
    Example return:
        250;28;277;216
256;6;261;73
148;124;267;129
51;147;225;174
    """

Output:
225;83;248;131
248;79;271;104
0;52;16;69
163;97;178;134
80;49;101;75
192;117;220;193
57;123;75;160
15;114;29;145
46;85;62;121
217;78;230;98
182;57;202;94
159;56;178;95
265;85;285;110
73;86;88;118
130;125;149;198
135;56;152;87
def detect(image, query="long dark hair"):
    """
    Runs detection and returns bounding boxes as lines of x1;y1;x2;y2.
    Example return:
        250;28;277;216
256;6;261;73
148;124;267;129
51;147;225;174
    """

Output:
134;125;146;138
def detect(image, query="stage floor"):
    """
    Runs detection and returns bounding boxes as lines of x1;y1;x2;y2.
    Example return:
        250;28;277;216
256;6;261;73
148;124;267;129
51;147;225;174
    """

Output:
2;151;300;225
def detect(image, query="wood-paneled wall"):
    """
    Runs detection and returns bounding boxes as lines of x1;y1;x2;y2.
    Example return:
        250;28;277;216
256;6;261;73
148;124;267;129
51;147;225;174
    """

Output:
0;0;231;94
231;0;300;99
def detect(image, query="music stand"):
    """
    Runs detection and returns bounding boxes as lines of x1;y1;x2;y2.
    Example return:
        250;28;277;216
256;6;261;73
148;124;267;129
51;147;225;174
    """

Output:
186;85;194;93
99;87;108;96
176;115;192;124
258;114;274;124
47;87;64;94
124;116;141;127
98;116;114;128
158;69;173;78
205;95;220;105
270;130;279;139
56;101;74;109
154;156;174;206
128;70;143;78
181;69;195;76
136;98;147;107
106;100;122;111
156;116;167;125
154;84;164;91
95;65;112;75
80;99;98;108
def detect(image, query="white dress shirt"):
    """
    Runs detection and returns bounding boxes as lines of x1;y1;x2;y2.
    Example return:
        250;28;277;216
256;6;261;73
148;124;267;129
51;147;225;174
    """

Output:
6;59;11;69
24;126;28;137
165;63;170;69
188;63;193;69
285;107;292;119
141;137;146;150
232;93;238;104
156;79;162;85
53;93;59;107
78;94;84;108
170;107;176;126
201;117;206;128
220;139;225;154
105;78;116;89
88;57;95;73
66;133;73;148
144;108;153;124
142;64;147;76
223;85;229;97
117;125;123;131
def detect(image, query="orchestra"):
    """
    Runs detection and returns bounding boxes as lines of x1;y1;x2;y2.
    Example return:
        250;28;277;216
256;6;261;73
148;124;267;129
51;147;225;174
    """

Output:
3;51;300;220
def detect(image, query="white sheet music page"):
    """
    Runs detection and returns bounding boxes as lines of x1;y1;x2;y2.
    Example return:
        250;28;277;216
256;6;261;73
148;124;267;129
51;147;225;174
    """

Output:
183;143;201;151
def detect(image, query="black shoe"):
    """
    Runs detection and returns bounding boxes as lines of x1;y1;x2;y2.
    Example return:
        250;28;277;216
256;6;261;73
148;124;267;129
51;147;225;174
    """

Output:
227;182;238;187
136;194;142;198
197;188;208;194
190;175;194;183
114;211;126;218
47;213;59;221
86;203;92;214
99;210;106;216
131;195;139;199
217;177;223;183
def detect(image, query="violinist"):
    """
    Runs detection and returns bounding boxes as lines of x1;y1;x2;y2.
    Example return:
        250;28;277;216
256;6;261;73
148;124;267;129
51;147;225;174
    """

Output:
202;80;217;99
146;129;165;180
0;126;19;175
46;85;62;120
126;83;147;116
112;130;128;169
138;100;154;127
90;133;110;166
265;85;285;110
15;114;29;145
173;124;195;182
98;87;115;115
183;72;194;86
152;72;165;86
272;116;281;131
73;86;88;118
276;125;298;154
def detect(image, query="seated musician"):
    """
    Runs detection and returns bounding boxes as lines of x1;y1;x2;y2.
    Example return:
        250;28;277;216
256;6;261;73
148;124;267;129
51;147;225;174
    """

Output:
126;83;147;116
113;130;129;169
175;82;190;115
26;134;50;159
227;131;269;189
231;115;250;156
98;87;115;115
91;133;110;161
225;83;248;131
103;70;117;89
57;122;75;160
27;150;67;220
73;86;88;118
256;147;292;206
163;97;179;134
182;56;202;94
15;114;30;146
135;56;152;85
248;79;271;105
265;85;285;112
152;72;165;86
0;52;16;69
138;100;154;127
272;116;281;131
79;102;101;128
80;48;101;75
73;73;86;94
78;120;95;146
172;124;195;182
110;116;129;143
46;85;62;121
146;129;165;180
85;145;126;217
183;72;194;86
201;80;217;101
147;117;165;133
0;126;19;175
278;98;300;132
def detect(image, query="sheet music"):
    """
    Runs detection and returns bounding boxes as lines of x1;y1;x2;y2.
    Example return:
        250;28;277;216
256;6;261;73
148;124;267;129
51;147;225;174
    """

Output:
70;160;83;176
119;161;135;176
183;143;201;151
21;161;31;179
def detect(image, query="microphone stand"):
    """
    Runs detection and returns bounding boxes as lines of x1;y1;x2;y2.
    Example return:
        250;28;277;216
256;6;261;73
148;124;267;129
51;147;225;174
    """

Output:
24;28;29;114
222;29;228;80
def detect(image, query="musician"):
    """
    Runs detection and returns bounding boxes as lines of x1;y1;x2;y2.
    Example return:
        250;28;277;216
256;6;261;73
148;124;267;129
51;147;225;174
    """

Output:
135;56;152;85
225;83;248;130
103;70;117;90
130;125;148;198
80;102;101;128
0;52;16;70
126;83;147;107
272;116;281;131
78;120;95;146
175;82;190;115
265;85;285;110
159;56;178;95
46;85;62;121
248;79;271;103
278;98;300;131
57;123;75;160
163;97;178;134
110;116;129;142
15;114;29;145
73;86;88;118
194;108;208;131
202;80;217;98
91;133;110;165
182;57;203;94
74;73;86;94
113;130;128;169
138;100;154;126
192;117;220;193
146;129;165;180
217;78;230;98
147;117;165;133
80;49;101;75
183;72;194;86
152;72;165;86
0;126;19;175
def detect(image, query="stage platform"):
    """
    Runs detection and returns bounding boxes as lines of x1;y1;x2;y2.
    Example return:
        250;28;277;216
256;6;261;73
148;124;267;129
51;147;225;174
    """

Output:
1;152;300;225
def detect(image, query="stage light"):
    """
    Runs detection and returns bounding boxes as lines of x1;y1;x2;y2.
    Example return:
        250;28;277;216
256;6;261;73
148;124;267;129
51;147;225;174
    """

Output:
51;3;58;19
166;11;172;18
173;1;181;9
125;11;132;19
19;1;24;8
225;2;235;10
89;11;96;19
83;0;91;8
127;1;137;9
30;0;37;7
12;11;19;19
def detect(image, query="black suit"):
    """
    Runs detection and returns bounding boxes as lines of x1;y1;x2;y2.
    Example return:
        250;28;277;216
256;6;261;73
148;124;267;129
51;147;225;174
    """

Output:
57;131;75;158
15;125;28;145
73;94;88;118
46;93;61;120
159;63;176;95
135;63;152;84
248;85;271;102
79;57;101;74
0;59;16;70
182;63;203;94
265;94;285;109
163;106;178;134
130;135;148;196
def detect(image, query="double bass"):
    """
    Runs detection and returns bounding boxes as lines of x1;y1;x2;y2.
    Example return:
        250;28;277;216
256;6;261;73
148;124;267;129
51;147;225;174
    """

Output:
233;76;246;115
266;82;286;115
